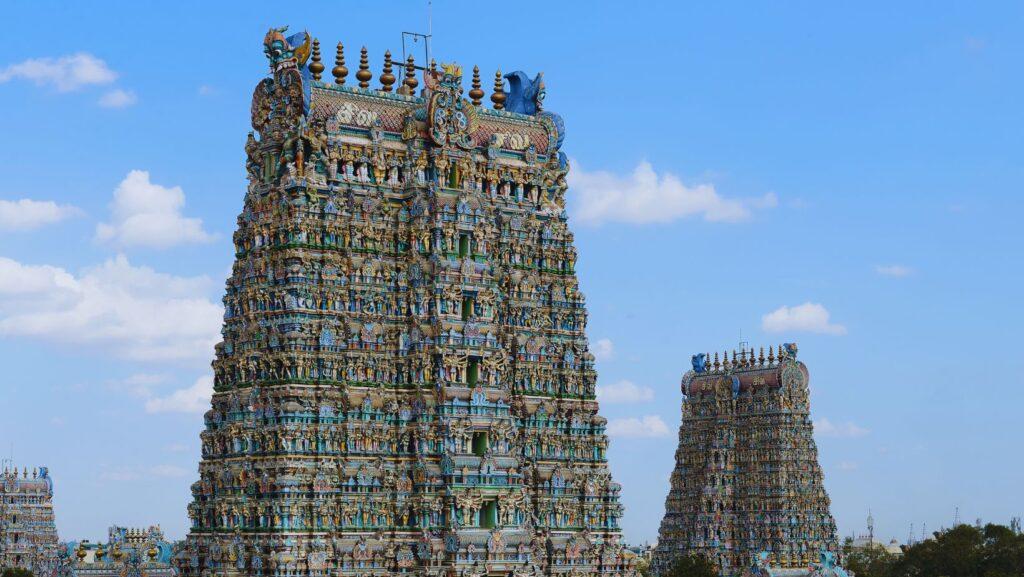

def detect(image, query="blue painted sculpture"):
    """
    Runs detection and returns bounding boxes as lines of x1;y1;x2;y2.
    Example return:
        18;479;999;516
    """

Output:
504;71;545;115
691;353;707;373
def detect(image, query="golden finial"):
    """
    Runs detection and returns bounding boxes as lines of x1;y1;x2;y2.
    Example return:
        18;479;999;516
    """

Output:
399;54;418;96
309;38;324;81
759;347;765;366
491;69;506;110
768;345;775;364
379;50;395;92
430;58;437;75
332;42;348;85
739;348;747;366
469;65;484;106
356;46;372;89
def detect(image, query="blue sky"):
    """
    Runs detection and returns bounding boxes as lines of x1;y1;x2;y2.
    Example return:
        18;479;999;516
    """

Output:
1;0;1021;546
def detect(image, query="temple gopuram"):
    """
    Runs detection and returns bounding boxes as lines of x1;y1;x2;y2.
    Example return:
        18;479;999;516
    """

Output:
651;345;845;577
0;466;68;577
71;525;177;577
176;26;634;577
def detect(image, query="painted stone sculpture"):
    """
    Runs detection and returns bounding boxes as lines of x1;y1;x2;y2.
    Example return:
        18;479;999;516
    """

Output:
175;26;634;577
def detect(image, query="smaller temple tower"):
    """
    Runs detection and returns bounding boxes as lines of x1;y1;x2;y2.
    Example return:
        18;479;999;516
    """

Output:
0;466;64;575
652;345;843;577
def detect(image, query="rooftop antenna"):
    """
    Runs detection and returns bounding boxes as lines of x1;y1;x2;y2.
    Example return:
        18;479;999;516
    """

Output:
953;506;960;526
867;508;875;548
400;0;433;73
908;522;914;545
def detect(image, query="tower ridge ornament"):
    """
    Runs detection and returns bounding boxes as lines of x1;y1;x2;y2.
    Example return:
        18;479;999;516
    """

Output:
427;62;477;149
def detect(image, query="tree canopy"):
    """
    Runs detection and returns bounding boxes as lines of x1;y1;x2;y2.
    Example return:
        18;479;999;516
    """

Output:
663;554;719;577
843;522;1024;577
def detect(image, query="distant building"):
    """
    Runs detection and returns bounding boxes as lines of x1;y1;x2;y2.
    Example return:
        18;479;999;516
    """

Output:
625;542;654;563
845;511;902;556
845;536;901;556
0;466;65;575
652;345;846;577
71;525;176;577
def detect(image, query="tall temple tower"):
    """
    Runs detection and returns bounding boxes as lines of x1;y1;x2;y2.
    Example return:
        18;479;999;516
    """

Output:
0;466;64;576
176;27;634;577
651;345;842;577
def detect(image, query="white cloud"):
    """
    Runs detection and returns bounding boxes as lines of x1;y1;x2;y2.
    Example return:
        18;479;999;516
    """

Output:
875;264;913;278
145;375;213;414
96;170;214;248
197;85;216;96
568;160;777;225
597;380;655;404
107;373;170;399
98;88;137;108
0;199;80;231
606;415;671;438
0;255;222;363
815;418;870;438
839;461;859;471
0;53;117;92
762;302;847;335
592;338;614;361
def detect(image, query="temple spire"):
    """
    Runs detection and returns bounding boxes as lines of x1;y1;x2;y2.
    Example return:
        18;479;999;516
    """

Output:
332;42;348;84
309;38;324;81
399;54;418;96
469;65;484;106
379;50;395;92
356;46;372;89
491;69;506;110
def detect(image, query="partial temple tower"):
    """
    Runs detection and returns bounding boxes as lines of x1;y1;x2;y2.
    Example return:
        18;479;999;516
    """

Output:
651;344;842;577
176;26;633;577
0;466;64;576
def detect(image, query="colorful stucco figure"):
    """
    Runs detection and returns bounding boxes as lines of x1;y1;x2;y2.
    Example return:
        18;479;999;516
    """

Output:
652;345;845;577
175;25;634;577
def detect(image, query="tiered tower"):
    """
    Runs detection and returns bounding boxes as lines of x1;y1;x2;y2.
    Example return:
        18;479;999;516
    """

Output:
0;466;64;576
177;27;633;577
651;344;841;577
